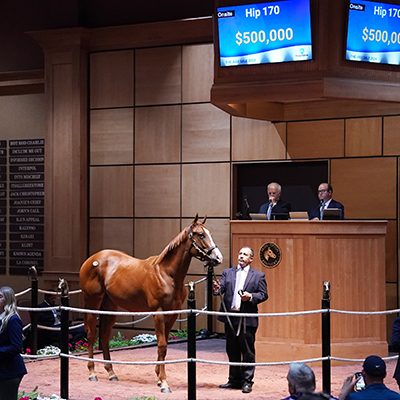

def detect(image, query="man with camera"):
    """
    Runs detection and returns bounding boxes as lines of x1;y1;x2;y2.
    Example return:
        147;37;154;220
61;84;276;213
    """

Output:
338;355;400;400
213;246;268;394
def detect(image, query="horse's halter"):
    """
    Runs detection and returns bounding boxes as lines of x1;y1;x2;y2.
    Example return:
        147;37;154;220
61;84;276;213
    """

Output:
188;225;219;265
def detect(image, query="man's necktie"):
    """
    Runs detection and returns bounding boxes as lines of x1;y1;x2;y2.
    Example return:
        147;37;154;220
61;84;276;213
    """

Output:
267;203;273;220
320;203;326;220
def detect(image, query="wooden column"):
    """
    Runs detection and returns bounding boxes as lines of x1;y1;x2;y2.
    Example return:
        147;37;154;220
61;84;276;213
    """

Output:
29;29;89;284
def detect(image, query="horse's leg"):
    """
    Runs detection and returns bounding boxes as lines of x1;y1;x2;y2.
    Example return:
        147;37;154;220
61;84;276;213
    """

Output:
83;294;102;381
153;313;178;393
99;294;118;381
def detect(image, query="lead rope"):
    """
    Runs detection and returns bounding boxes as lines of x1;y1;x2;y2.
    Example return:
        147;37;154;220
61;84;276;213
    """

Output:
210;268;242;337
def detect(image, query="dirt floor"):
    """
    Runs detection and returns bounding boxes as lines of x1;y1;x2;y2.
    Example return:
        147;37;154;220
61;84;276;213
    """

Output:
19;338;400;400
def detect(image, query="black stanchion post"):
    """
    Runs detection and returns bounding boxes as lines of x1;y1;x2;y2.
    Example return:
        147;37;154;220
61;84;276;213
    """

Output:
28;266;38;355
59;279;70;400
187;281;196;400
207;265;213;333
321;281;331;395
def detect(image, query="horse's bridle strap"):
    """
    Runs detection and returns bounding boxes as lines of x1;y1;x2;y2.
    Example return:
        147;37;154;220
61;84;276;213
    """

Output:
188;225;217;262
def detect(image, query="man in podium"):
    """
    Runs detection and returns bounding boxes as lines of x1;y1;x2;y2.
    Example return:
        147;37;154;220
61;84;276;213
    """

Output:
308;182;345;220
258;182;291;220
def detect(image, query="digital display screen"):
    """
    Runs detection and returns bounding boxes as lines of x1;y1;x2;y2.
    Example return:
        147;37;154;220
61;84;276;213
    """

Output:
346;0;400;64
216;0;312;67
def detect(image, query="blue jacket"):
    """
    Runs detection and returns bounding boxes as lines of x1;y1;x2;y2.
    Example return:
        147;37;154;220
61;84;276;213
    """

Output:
345;383;400;400
308;199;345;220
0;314;27;380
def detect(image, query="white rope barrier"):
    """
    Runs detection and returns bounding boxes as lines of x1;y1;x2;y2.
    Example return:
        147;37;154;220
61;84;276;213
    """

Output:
15;288;32;297
61;353;191;365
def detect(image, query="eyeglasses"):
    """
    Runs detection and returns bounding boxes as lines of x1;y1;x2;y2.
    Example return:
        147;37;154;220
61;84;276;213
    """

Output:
318;189;328;193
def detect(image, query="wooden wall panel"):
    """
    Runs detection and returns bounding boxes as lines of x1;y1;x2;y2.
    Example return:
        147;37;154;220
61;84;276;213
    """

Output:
135;106;181;164
232;118;286;161
135;164;181;217
134;218;181;259
182;103;230;162
90;166;133;217
90;50;134;109
384;116;400;155
89;218;134;256
182;163;230;218
90;108;134;165
345;117;382;157
0;94;45;139
331;157;397;219
135;46;181;106
182;44;213;103
287;120;345;159
51;63;74;259
182;217;231;272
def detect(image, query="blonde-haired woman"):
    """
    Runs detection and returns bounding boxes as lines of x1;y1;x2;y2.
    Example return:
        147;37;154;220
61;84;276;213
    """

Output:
0;286;27;400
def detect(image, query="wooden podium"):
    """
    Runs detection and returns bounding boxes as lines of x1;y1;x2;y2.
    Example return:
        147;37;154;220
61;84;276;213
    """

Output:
230;220;388;363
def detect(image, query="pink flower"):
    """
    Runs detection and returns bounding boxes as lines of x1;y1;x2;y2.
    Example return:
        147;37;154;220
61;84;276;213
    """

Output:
25;348;31;355
94;346;99;350
94;397;102;400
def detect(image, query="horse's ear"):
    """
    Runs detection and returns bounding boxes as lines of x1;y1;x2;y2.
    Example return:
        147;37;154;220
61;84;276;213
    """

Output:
192;213;199;224
201;215;207;225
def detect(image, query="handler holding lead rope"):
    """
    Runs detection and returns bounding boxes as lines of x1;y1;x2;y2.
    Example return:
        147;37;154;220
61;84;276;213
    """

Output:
212;246;268;394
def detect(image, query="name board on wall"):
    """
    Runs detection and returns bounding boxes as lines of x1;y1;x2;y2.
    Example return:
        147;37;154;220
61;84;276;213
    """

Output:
8;139;45;274
0;141;6;273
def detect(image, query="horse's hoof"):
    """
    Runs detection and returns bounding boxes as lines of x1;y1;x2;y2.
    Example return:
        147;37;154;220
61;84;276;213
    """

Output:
161;387;172;393
109;376;119;381
89;376;98;382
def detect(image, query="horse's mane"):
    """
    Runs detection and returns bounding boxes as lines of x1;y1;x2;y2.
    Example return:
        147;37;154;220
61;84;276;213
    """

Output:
157;224;191;263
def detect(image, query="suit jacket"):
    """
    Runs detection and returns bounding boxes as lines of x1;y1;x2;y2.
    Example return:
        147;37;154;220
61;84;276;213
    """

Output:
308;199;345;220
37;300;57;326
392;317;400;381
0;314;27;379
217;266;268;328
259;200;291;218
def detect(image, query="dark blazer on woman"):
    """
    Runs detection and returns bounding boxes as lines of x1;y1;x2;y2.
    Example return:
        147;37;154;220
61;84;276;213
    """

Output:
0;314;27;380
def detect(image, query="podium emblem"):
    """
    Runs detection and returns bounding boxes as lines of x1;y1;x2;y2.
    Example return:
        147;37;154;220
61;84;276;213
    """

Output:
259;242;281;268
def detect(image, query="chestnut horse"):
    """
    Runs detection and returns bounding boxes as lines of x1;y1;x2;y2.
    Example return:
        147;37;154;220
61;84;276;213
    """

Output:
79;215;223;393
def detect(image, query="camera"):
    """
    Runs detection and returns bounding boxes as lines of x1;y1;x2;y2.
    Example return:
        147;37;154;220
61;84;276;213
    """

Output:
355;372;365;391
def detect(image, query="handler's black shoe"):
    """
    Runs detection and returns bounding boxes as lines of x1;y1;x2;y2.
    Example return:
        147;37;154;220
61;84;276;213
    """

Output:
242;383;252;393
219;382;241;389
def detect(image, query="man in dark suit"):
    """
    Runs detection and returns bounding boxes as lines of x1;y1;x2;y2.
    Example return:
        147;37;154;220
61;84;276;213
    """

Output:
37;292;86;349
308;182;345;220
391;317;400;389
213;246;268;394
259;182;291;220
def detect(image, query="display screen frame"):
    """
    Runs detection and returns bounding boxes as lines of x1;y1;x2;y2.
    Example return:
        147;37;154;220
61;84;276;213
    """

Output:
345;0;400;65
216;0;313;67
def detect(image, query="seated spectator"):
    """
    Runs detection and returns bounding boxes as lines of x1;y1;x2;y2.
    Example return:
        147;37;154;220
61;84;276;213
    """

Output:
37;291;86;349
282;363;339;400
259;182;291;220
282;362;316;400
338;355;400;400
308;183;344;220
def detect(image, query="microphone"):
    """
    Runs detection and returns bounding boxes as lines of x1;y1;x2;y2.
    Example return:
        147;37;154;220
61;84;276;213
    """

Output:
244;196;250;210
